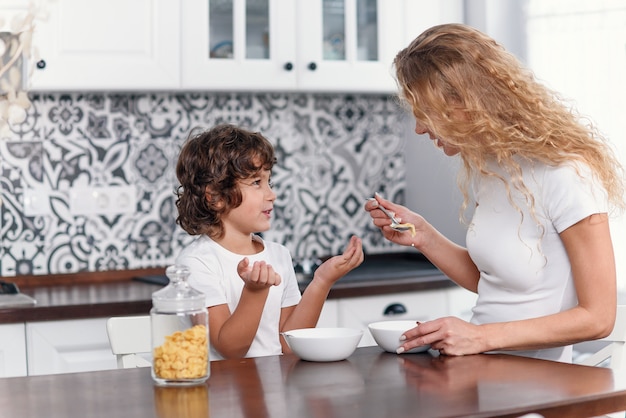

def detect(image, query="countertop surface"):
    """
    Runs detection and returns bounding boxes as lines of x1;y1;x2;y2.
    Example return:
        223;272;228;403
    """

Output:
0;252;453;324
1;346;625;418
0;281;162;324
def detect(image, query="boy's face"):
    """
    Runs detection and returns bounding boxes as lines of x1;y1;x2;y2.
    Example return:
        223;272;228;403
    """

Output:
222;168;276;235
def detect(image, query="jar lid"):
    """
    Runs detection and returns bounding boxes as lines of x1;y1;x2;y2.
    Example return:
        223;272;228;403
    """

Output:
152;265;206;313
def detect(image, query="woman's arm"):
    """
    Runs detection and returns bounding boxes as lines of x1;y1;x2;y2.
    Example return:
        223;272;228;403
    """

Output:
365;194;480;292
399;213;617;355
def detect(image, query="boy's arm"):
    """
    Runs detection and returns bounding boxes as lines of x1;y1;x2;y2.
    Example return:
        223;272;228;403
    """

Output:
210;259;280;359
209;287;270;358
280;236;363;332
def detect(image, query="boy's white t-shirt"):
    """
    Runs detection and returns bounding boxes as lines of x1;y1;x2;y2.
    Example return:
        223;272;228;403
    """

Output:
176;234;302;361
466;159;608;362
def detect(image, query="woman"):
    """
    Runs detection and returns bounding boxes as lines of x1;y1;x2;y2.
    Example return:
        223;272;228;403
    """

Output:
366;24;625;362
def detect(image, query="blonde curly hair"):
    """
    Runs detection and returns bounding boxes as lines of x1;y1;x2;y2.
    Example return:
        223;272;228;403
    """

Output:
394;23;625;219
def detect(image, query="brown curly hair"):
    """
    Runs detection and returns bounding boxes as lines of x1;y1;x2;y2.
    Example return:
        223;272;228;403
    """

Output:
394;23;625;219
175;124;276;238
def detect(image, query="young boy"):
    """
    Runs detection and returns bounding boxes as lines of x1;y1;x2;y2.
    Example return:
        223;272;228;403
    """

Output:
175;123;364;360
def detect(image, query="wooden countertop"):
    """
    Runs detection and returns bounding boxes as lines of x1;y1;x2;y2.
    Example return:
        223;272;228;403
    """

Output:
0;281;162;324
0;256;454;324
1;346;624;418
0;268;163;324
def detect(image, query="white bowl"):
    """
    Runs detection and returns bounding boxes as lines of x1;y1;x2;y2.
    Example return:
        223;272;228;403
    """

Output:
368;320;430;354
282;327;363;362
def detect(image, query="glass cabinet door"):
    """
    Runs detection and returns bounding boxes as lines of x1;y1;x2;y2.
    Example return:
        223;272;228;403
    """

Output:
208;0;270;60
182;0;297;90
298;0;402;92
182;0;405;92
208;0;235;59
322;0;379;62
323;0;347;61
356;0;378;61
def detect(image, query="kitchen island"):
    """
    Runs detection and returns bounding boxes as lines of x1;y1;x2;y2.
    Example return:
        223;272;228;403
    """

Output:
0;346;625;418
1;254;466;377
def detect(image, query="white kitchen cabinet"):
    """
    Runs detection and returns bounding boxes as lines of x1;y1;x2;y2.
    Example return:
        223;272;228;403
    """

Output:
181;0;406;92
23;0;464;92
337;289;449;347
316;299;339;328
0;323;28;378
30;0;180;91
26;318;117;376
447;285;477;322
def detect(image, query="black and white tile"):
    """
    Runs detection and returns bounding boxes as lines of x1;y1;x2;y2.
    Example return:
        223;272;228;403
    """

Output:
0;92;407;277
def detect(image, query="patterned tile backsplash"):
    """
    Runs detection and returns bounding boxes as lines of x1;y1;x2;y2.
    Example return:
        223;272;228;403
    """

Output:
0;92;407;277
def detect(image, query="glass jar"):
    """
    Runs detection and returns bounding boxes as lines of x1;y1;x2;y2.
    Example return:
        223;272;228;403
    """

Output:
151;264;209;386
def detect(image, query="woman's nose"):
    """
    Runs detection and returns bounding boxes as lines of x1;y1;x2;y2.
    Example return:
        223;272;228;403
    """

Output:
414;121;428;135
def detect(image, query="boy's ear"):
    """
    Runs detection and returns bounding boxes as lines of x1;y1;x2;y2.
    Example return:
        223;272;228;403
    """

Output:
205;188;224;209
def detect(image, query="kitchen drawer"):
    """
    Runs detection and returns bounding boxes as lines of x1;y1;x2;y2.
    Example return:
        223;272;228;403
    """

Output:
316;300;339;328
337;290;448;347
0;323;27;377
447;286;478;322
26;318;117;376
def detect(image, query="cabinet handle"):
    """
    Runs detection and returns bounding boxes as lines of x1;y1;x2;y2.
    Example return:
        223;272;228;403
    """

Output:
36;59;46;69
307;62;317;71
383;303;407;316
283;62;293;71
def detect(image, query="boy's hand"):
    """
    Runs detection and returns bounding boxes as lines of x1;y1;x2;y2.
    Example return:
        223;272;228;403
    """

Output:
313;236;364;285
237;258;282;291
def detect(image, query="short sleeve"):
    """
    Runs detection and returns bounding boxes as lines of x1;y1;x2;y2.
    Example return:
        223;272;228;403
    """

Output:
542;163;608;233
268;243;301;308
177;251;229;308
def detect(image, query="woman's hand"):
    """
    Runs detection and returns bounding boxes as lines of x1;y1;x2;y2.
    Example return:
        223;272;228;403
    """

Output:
313;235;364;286
364;194;429;249
237;258;282;291
398;317;487;356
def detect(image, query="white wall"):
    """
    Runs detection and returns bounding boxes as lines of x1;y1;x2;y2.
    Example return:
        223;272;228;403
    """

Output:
401;0;467;247
523;0;626;293
403;116;467;247
463;0;528;62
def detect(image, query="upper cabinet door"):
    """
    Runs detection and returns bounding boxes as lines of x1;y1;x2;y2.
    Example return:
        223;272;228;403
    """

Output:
181;0;298;91
30;0;180;91
296;0;404;93
181;0;405;93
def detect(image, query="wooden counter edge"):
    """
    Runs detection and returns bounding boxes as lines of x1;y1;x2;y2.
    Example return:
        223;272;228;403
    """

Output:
4;267;167;288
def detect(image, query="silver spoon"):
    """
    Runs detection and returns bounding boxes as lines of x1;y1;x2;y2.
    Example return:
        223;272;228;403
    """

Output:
367;198;413;232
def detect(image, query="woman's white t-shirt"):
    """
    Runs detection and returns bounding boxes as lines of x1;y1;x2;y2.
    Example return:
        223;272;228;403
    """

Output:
176;234;302;361
466;159;608;362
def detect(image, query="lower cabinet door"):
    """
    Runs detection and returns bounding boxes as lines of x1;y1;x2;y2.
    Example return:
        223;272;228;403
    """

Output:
446;286;478;322
337;290;448;347
316;300;339;328
0;323;28;377
26;318;117;376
